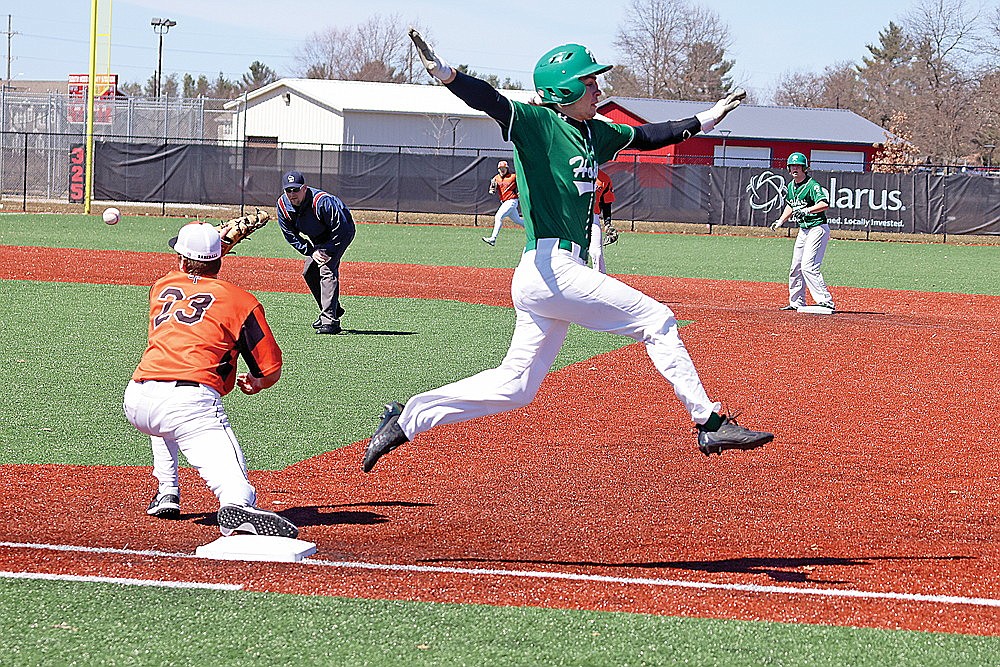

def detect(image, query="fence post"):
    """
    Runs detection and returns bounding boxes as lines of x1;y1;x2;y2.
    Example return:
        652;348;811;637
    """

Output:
474;147;480;227
395;146;402;224
239;138;246;216
22;131;27;211
630;153;637;233
160;138;167;215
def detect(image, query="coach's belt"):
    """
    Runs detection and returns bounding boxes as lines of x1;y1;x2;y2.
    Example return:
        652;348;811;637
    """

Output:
525;237;588;262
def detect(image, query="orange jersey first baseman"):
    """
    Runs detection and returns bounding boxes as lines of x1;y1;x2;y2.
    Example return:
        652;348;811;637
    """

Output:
133;271;281;396
123;222;297;538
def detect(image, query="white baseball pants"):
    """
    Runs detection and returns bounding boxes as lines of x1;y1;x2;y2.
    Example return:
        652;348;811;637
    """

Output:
788;223;834;307
589;215;606;274
486;199;524;241
398;238;721;438
123;380;256;507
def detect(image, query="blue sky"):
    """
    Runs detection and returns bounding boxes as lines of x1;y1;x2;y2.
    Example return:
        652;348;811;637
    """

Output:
6;0;923;99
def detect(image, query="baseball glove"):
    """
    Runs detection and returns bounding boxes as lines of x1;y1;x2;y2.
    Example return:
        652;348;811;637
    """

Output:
603;219;619;246
214;209;269;256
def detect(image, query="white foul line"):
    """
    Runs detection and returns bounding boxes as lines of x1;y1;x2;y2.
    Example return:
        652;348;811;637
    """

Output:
305;558;1000;608
2;540;998;608
0;571;241;591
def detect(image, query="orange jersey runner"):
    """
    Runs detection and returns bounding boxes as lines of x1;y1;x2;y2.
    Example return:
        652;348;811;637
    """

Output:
491;172;519;203
133;270;282;396
593;169;615;214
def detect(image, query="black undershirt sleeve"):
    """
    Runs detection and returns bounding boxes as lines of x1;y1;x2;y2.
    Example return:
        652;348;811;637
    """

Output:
445;71;513;129
630;118;703;151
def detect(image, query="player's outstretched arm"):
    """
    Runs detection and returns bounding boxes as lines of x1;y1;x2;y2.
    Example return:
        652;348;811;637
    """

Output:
631;88;746;151
409;28;512;127
409;28;455;84
695;88;747;132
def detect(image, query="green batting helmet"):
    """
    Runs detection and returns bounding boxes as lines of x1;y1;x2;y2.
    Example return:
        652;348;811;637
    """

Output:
533;43;612;105
786;152;809;168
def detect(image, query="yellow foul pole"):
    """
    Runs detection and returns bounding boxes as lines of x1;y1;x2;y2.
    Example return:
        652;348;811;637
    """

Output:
84;0;98;214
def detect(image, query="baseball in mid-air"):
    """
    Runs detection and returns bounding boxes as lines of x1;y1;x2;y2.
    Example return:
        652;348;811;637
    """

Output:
102;207;120;225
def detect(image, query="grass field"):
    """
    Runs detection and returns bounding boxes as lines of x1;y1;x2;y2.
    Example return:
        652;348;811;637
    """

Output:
2;214;998;665
1;213;998;293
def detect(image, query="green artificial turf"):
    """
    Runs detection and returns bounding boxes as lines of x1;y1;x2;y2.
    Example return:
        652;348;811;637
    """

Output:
2;216;998;665
1;213;998;293
0;281;626;468
1;579;997;667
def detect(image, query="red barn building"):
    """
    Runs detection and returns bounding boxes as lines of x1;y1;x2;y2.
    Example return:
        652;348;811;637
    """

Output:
599;97;888;172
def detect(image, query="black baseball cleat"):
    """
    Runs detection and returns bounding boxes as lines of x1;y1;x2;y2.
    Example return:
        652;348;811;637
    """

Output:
217;505;298;538
316;323;342;335
314;308;344;329
697;414;773;456
779;304;799;311
146;493;181;519
362;401;408;472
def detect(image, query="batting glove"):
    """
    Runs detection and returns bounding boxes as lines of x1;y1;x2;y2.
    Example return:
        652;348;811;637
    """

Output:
770;220;782;231
696;88;747;132
408;28;455;83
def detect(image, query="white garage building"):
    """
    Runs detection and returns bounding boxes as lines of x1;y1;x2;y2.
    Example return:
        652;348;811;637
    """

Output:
223;78;538;150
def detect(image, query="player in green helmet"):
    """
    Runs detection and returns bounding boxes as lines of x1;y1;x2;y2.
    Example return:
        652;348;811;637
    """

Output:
361;30;773;475
771;153;836;312
533;43;613;104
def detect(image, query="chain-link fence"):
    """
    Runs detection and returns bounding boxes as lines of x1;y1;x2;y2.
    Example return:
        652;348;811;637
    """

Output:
1;90;998;236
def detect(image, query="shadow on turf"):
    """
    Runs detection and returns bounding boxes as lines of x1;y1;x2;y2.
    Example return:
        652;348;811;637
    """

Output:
280;501;435;527
420;554;973;584
186;501;433;529
335;329;416;336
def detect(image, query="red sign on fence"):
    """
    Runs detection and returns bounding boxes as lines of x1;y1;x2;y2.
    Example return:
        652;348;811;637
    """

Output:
69;144;86;203
68;74;118;124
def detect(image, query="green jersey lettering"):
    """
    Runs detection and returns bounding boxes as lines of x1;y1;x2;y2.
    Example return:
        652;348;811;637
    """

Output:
508;101;634;249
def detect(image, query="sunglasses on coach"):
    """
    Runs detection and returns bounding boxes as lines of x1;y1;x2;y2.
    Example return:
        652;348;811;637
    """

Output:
284;185;303;193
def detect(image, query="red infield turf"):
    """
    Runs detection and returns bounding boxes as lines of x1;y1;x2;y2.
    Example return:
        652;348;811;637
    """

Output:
2;247;998;635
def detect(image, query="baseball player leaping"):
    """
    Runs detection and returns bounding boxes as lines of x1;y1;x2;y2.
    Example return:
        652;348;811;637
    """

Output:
362;32;773;474
123;223;298;538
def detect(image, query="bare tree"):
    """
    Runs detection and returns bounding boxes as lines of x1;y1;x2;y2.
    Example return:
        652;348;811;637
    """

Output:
612;0;735;100
903;0;983;162
904;0;981;82
772;63;861;109
295;14;430;83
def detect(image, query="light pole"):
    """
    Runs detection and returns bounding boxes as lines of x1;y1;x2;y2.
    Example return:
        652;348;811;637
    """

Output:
446;116;461;155
150;18;176;98
719;129;731;166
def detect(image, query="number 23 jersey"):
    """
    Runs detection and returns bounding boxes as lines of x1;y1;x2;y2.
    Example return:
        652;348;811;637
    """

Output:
132;270;282;396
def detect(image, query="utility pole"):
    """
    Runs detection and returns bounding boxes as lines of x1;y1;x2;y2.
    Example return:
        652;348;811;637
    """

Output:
3;15;17;90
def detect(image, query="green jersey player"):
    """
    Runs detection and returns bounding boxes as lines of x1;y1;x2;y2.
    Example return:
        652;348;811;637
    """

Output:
362;31;773;473
771;153;835;311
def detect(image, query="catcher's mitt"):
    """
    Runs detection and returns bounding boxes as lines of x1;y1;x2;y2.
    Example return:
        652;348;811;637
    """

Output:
214;209;269;255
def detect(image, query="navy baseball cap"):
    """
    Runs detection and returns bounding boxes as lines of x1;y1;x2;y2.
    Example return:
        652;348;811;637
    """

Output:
282;171;306;190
